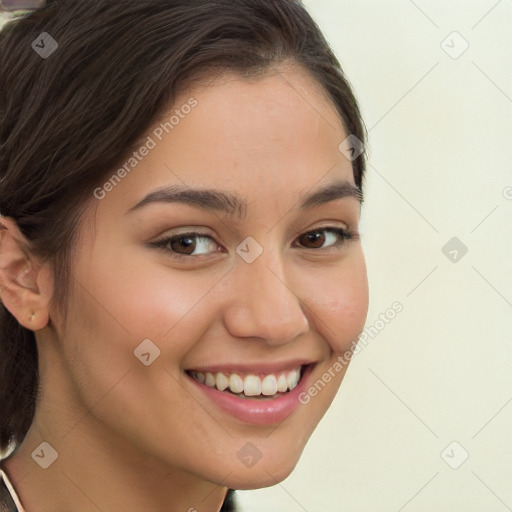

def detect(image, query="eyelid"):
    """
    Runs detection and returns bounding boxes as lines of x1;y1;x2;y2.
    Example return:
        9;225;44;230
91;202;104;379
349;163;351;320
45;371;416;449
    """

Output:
151;221;352;245
291;221;351;236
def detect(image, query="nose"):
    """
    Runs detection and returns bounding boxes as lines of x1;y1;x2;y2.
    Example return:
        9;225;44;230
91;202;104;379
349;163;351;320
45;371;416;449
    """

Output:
222;249;310;346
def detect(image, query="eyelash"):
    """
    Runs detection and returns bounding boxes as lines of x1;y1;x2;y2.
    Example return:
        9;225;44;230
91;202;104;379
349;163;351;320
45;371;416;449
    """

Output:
150;226;357;261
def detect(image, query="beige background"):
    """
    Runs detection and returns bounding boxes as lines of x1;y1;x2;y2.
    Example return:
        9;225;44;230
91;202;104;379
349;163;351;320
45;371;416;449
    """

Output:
2;1;511;510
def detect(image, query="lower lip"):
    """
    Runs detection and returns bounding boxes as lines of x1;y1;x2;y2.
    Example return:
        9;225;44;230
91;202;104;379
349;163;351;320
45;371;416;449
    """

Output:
186;365;314;426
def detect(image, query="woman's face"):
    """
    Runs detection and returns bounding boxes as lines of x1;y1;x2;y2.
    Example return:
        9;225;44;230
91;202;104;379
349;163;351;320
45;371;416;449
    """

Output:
46;64;369;489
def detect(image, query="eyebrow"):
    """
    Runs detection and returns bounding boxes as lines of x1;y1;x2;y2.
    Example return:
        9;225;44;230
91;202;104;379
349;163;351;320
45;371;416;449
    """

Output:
126;179;363;219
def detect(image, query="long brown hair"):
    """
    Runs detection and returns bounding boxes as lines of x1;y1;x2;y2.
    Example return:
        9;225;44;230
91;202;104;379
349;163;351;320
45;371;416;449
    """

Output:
0;0;366;454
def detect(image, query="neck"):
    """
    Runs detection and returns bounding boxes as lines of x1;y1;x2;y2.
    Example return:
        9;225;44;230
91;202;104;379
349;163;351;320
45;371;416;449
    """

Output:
3;408;228;512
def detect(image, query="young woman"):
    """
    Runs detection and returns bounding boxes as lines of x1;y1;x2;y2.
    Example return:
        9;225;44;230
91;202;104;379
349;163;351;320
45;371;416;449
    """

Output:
0;1;369;510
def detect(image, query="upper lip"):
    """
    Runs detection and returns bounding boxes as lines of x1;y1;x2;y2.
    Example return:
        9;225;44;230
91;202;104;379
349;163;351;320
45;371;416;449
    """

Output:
185;359;317;375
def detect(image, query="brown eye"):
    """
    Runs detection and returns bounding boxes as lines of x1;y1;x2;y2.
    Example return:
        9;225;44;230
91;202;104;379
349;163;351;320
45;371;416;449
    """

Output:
295;227;352;250
151;232;220;257
298;231;325;249
170;235;197;255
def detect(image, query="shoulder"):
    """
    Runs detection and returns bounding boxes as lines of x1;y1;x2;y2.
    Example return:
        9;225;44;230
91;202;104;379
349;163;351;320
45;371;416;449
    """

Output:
0;470;20;512
220;488;238;512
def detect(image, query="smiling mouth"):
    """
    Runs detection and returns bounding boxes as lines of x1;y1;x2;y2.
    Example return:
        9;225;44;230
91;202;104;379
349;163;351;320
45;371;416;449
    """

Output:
185;365;310;400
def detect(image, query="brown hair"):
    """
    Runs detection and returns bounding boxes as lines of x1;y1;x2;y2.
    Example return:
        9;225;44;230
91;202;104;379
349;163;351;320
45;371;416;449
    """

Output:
0;0;366;454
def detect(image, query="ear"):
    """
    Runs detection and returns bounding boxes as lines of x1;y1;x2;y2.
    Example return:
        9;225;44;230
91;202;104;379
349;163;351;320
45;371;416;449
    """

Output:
0;216;52;331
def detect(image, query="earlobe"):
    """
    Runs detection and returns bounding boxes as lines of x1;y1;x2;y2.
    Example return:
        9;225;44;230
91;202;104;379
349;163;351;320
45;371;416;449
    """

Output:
0;216;51;331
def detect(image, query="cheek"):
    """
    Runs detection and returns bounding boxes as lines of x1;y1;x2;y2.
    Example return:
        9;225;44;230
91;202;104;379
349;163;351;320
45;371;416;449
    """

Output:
62;250;229;401
304;253;369;353
59;260;219;440
74;243;224;340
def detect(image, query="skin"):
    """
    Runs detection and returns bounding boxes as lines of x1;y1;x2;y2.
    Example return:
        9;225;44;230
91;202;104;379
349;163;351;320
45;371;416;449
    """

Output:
0;63;369;512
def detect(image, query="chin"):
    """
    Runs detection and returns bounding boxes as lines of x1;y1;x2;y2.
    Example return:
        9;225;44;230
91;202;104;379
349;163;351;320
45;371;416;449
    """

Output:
218;448;303;491
224;464;297;491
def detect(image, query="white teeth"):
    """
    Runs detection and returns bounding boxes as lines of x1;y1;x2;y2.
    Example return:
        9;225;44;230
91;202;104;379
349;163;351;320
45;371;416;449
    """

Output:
243;375;261;396
205;372;215;387
261;374;278;396
229;374;244;394
215;372;229;391
276;374;288;393
287;368;300;390
190;366;303;397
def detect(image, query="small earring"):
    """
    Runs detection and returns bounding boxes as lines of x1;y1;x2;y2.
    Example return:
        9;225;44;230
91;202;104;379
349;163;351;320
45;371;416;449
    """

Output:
29;312;36;321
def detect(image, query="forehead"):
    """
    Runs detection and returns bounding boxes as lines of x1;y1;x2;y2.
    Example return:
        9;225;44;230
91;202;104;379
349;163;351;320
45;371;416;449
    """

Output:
174;64;346;154
96;64;354;218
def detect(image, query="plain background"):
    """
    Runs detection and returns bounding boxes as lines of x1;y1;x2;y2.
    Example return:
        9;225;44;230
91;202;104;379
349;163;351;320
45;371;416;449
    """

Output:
1;1;511;510
236;0;512;510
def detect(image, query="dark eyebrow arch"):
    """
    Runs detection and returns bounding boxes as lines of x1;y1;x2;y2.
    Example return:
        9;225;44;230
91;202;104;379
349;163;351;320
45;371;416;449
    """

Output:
126;179;362;219
298;180;363;208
